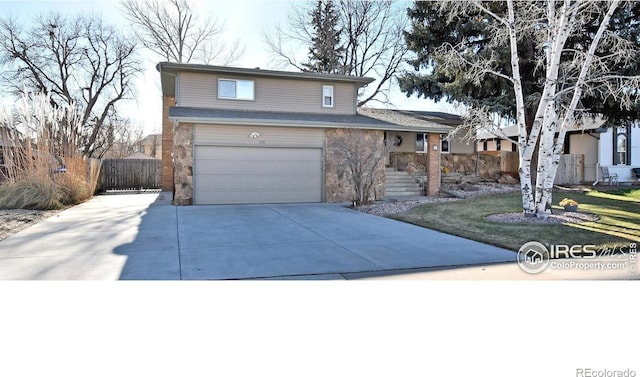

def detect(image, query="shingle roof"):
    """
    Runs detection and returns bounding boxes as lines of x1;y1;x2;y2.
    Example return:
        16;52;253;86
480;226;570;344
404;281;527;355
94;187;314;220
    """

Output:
169;107;452;133
357;108;459;132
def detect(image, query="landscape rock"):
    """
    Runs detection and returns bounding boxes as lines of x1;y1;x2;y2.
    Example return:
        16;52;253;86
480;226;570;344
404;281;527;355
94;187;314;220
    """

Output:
355;182;521;217
460;182;480;191
498;174;519;184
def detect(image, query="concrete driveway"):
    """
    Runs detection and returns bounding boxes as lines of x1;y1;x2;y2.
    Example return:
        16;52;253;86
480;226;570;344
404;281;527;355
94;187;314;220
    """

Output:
0;192;517;280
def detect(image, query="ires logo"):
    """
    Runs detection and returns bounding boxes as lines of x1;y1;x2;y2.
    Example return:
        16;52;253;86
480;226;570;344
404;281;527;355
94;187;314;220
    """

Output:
517;242;598;274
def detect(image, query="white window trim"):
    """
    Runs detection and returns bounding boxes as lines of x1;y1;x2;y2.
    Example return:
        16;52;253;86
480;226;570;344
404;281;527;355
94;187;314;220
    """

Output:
614;125;630;165
322;85;334;108
218;78;255;101
416;133;428;154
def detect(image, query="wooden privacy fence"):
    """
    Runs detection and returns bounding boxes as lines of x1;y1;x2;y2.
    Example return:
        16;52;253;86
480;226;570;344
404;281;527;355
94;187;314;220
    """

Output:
99;159;161;190
499;151;519;175
555;154;584;185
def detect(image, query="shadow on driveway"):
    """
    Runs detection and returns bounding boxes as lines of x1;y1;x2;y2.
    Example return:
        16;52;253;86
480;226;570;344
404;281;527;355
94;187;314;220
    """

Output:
115;198;517;280
0;192;517;280
113;192;181;280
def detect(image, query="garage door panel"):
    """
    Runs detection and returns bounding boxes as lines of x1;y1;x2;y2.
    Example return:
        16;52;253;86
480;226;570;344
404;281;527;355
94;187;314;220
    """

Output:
194;145;322;205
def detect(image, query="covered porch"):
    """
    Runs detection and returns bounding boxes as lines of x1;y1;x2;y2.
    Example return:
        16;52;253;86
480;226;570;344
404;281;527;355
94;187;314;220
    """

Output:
359;108;461;197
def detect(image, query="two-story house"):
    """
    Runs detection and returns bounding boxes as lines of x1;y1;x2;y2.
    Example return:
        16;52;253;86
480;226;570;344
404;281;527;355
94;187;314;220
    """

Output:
158;63;452;205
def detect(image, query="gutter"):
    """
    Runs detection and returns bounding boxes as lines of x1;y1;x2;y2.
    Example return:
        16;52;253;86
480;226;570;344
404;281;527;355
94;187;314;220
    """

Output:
168;116;451;134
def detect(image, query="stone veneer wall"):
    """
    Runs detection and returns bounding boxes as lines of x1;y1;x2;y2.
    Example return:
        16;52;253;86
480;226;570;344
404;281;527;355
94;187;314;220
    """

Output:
161;95;176;192
441;153;501;179
393;152;510;182
389;152;429;173
173;122;194;205
325;128;386;203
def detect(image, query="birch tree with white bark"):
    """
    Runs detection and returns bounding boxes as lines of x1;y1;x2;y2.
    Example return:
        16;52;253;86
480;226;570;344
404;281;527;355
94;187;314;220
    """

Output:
405;0;640;217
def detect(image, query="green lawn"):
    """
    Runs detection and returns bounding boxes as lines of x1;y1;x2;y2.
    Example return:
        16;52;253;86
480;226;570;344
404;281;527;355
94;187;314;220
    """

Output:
391;188;640;251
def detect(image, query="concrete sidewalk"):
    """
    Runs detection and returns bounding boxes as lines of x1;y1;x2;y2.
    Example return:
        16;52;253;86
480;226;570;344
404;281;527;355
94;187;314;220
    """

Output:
1;192;635;280
0;193;179;279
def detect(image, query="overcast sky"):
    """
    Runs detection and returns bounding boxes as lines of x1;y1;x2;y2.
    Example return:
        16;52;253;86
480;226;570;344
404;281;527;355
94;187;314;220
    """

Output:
2;0;458;136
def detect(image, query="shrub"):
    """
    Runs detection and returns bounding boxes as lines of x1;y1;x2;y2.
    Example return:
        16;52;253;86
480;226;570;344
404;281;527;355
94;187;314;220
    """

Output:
0;91;99;210
0;172;95;210
0;174;64;210
54;173;92;204
559;197;579;207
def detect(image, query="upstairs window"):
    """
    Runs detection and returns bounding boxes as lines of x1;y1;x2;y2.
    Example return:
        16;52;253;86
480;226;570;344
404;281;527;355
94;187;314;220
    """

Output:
322;85;334;107
218;79;255;100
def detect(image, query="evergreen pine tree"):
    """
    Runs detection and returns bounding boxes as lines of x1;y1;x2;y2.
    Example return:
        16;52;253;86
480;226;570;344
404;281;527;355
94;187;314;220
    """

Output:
302;0;345;74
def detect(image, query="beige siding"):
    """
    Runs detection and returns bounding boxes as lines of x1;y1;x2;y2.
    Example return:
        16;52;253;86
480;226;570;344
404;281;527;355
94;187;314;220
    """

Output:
386;131;416;153
449;139;474;154
178;72;356;114
194;124;324;148
569;133;598;182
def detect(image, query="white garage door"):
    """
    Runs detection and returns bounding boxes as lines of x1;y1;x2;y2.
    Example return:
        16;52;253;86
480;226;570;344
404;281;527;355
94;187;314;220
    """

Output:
194;124;324;204
194;146;322;204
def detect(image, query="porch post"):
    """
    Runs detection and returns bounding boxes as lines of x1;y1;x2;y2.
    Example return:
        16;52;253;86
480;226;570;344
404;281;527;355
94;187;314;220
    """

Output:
426;133;441;196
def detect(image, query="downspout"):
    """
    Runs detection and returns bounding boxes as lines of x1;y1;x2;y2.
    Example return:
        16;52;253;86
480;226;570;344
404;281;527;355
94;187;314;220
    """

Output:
587;130;601;185
593;137;602;186
475;137;479;176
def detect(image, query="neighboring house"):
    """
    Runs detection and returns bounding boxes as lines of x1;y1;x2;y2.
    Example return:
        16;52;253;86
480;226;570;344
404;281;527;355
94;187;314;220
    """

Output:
476;118;640;183
124;152;155;160
158;63;457;205
477;137;518;153
0;126;21;181
102;142;136;159
136;134;162;159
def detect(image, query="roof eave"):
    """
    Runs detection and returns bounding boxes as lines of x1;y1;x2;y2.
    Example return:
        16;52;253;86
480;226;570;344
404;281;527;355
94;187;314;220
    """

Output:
157;62;375;92
168;116;450;133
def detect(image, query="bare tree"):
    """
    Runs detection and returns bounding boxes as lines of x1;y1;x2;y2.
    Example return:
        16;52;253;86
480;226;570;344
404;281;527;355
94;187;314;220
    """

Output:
0;13;142;158
120;0;243;65
92;115;145;159
429;1;640;217
264;0;408;106
327;129;393;205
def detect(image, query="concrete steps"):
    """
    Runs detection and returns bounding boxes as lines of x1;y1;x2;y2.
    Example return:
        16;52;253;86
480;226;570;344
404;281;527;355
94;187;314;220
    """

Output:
384;169;424;197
